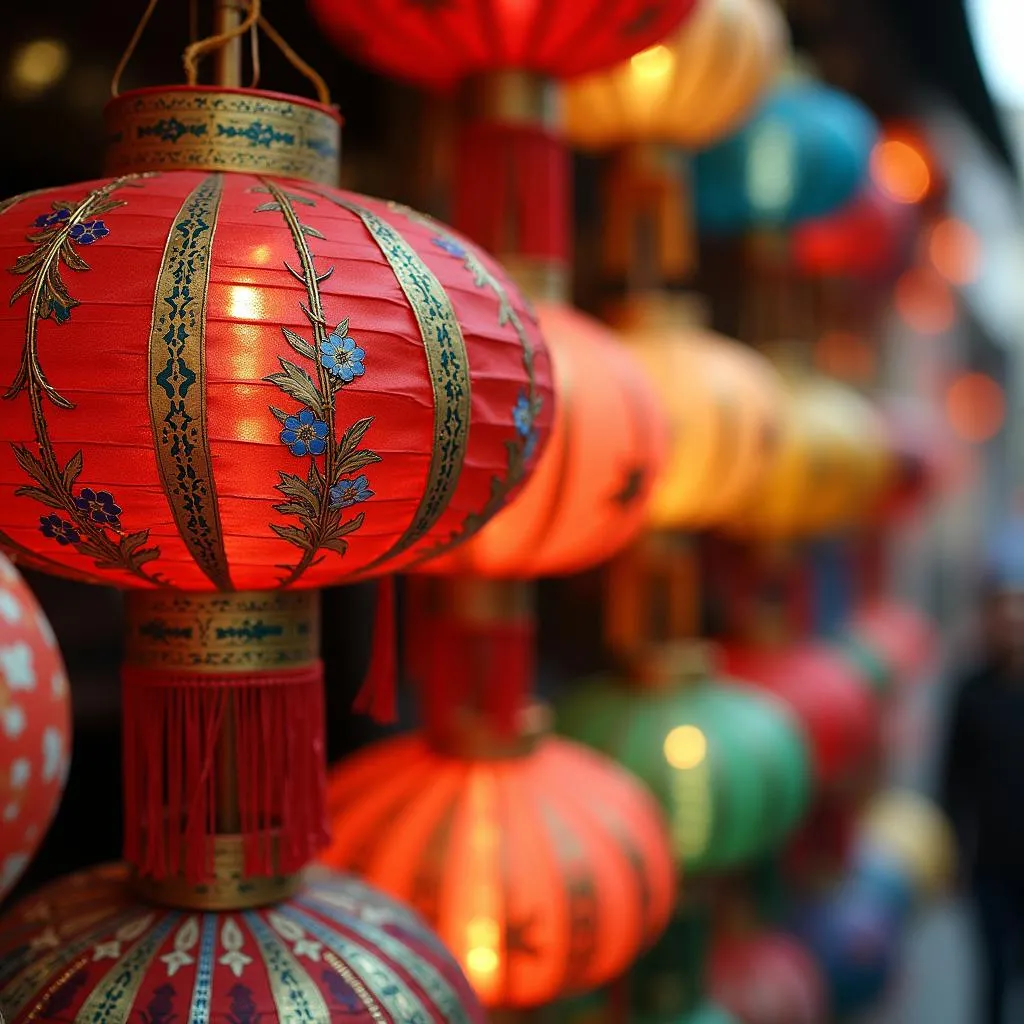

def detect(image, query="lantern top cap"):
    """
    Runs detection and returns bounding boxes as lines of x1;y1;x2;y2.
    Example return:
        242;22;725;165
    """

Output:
103;85;343;186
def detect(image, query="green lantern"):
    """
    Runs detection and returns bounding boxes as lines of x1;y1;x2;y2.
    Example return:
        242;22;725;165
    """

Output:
556;642;812;875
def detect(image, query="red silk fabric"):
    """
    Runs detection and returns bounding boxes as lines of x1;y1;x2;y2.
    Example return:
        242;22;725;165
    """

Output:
454;122;570;265
322;734;675;1008
308;0;700;90
0;173;553;591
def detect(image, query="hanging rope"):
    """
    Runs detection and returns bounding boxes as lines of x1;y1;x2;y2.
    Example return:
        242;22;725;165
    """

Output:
182;0;261;85
111;0;331;104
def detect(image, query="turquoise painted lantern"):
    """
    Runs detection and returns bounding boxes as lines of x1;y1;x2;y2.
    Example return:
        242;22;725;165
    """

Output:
694;80;879;235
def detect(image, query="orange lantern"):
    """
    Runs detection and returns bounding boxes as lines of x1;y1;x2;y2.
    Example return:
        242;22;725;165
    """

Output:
424;301;669;577
724;362;892;539
564;0;788;151
611;295;785;529
321;705;675;1009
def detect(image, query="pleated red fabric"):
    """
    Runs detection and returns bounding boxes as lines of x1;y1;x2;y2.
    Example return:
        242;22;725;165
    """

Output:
309;0;700;90
0;173;554;592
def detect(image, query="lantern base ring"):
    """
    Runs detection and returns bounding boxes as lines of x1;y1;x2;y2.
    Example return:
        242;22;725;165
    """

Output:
132;833;305;911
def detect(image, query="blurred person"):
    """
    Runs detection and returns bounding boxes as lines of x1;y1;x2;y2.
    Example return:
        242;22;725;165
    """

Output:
939;518;1024;1024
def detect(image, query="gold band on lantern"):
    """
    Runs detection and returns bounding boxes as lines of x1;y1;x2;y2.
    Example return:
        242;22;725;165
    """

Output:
124;589;320;672
103;87;342;186
499;255;570;305
466;71;561;129
433;702;552;760
133;834;304;911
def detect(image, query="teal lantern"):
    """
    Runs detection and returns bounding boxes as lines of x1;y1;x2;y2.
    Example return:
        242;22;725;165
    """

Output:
556;642;811;875
694;80;878;235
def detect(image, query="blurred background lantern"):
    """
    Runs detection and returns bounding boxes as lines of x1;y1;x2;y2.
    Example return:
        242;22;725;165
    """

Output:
694;78;880;236
854;789;956;905
723;363;892;540
708;930;827;1024
788;876;902;1019
423;302;669;578
308;0;700;90
556;642;811;875
0;862;487;1023
564;0;788;152
0;552;70;903
721;643;881;794
321;706;675;1009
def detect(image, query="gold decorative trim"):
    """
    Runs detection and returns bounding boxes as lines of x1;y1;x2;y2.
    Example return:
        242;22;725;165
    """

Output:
498;255;569;304
430;703;551;760
124;589;319;673
463;72;561;130
132;835;304;911
309;191;472;569
148;174;233;591
104;87;342;186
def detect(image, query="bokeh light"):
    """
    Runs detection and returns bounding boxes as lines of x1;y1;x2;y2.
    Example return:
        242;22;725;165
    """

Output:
928;217;982;286
664;724;708;769
8;38;69;100
894;267;956;335
871;137;931;205
945;372;1005;442
815;330;877;383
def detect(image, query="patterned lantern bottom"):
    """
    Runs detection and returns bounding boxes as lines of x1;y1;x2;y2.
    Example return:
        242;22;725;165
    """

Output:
0;863;485;1024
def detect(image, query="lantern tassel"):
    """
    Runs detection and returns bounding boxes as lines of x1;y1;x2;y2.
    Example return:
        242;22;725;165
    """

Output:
122;662;327;883
353;576;398;724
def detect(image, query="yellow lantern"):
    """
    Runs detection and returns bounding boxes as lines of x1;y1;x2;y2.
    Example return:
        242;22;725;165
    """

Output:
564;0;788;151
857;790;956;901
725;359;892;538
611;294;785;528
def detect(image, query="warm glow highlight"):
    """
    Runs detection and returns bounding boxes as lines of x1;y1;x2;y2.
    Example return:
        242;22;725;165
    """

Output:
664;724;708;769
946;372;1005;442
465;917;500;979
894;268;956;335
8;39;69;98
228;285;261;320
928;218;981;286
630;43;674;79
871;138;931;204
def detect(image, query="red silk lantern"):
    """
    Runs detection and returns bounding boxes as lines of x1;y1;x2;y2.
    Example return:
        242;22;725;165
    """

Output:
308;0;700;90
791;186;915;281
0;554;70;902
0;83;553;895
851;602;935;688
321;713;675;1008
709;931;827;1024
0;863;487;1024
721;644;881;792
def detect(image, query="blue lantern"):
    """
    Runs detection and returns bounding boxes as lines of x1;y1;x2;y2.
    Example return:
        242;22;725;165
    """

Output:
694;81;879;235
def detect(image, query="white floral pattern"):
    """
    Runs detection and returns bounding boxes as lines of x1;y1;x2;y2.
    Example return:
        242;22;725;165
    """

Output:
0;552;71;905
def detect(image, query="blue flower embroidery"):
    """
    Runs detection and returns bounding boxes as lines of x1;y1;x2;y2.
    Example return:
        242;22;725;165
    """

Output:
69;220;109;246
512;392;533;438
74;488;122;527
281;408;329;457
33;209;70;229
524;431;538;461
320;331;365;383
432;235;467;259
329;474;374;509
39;515;80;546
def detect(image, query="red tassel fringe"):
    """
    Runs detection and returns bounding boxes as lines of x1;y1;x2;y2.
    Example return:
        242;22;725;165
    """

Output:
353;576;397;724
122;661;327;883
453;120;570;263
